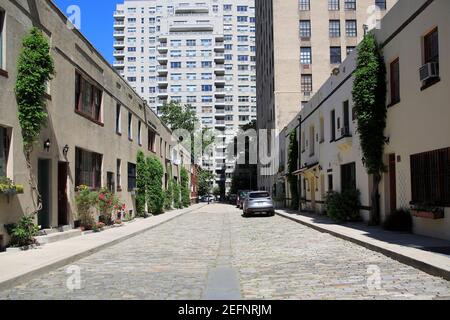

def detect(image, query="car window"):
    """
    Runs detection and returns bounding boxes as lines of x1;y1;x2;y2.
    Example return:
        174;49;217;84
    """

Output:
249;192;270;199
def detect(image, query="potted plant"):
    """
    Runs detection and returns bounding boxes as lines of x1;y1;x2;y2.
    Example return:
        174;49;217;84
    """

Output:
6;216;39;250
0;177;25;197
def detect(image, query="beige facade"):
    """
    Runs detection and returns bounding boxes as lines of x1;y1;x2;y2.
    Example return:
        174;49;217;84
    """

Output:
256;0;396;192
281;0;450;241
0;0;191;247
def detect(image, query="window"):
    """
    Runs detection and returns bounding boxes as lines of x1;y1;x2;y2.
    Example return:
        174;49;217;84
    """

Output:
411;148;450;205
299;0;310;11
330;110;336;141
115;104;121;134
341;162;356;191
116;159;122;191
0;10;4;69
171;62;181;68
330;47;342;64
137;121;142;146
299;20;311;38
148;129;156;152
375;0;386;10
319;118;325;143
75;72;103;123
309;126;315;156
202;85;213;92
301;75;312;93
346;46;356;54
300;47;312;64
0;126;10;176
127;162;137;191
75;148;102;189
128;112;133;140
344;0;356;10
329;20;341;38
346;20;357;37
390;58;400;105
424;28;439;64
329;0;340;11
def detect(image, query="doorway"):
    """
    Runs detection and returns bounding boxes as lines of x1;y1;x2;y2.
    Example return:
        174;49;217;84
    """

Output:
388;154;397;213
38;159;51;229
58;162;68;226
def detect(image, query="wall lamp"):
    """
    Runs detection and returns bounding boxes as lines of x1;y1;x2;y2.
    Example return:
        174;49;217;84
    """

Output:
44;139;51;152
63;144;70;157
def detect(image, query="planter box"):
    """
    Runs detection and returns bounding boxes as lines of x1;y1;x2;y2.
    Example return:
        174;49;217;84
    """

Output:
411;209;444;220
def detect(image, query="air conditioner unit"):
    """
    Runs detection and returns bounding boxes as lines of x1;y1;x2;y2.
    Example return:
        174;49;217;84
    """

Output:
419;62;439;82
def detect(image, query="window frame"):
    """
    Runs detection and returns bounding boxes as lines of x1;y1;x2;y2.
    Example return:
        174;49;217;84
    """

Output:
75;147;103;190
75;71;103;125
390;58;400;106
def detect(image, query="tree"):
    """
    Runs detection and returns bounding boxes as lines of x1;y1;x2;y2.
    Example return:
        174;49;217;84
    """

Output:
15;27;55;215
198;167;214;197
352;32;387;226
180;167;191;207
136;151;148;217
173;180;182;209
287;130;299;210
147;156;165;215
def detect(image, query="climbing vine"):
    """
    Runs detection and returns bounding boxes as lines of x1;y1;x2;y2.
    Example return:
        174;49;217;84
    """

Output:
147;156;165;215
136;151;148;217
352;32;387;226
180;167;190;208
15;27;55;215
287;130;299;210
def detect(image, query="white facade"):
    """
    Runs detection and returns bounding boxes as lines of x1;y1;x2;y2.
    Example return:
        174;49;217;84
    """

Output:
114;0;257;191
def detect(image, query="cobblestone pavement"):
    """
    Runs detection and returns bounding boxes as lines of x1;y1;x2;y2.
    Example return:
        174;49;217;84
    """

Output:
1;204;450;300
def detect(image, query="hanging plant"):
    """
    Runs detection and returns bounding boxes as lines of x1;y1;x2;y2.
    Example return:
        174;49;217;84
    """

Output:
15;27;55;215
287;130;299;210
352;32;387;226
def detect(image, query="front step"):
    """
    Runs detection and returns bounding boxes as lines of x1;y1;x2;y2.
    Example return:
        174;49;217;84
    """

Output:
38;225;72;236
35;229;82;245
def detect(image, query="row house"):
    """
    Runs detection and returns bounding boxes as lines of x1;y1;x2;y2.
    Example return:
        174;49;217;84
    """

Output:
281;0;450;240
0;0;191;247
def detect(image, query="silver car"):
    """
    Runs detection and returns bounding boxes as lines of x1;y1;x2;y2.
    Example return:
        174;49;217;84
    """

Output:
243;191;275;217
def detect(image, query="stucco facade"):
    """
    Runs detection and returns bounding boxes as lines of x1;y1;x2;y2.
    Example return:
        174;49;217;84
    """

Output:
0;0;191;247
281;0;450;240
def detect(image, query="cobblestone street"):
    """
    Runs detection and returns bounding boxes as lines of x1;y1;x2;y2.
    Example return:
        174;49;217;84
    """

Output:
1;204;450;300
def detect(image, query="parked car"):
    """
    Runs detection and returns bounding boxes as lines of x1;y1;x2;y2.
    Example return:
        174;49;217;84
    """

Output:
237;190;251;209
200;195;215;203
243;191;275;217
229;194;237;204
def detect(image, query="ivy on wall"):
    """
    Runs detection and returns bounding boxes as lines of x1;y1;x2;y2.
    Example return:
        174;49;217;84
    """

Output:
146;156;165;215
136;151;148;217
352;32;387;226
180;167;190;208
287;130;299;210
15;27;55;215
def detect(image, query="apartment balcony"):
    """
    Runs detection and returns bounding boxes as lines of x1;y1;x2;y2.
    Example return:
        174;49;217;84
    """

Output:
215;120;226;128
157;55;168;64
215;98;225;106
215;35;224;42
113;60;125;68
113;41;125;48
114;21;125;29
214;53;225;63
215;109;226;115
157;44;168;53
159;34;168;42
214;76;226;85
157;89;168;98
156;66;168;75
214;44;225;52
175;4;209;14
337;126;353;152
113;30;125;38
113;50;125;57
214;66;225;75
214;88;226;97
113;10;125;17
157;77;168;86
169;23;214;33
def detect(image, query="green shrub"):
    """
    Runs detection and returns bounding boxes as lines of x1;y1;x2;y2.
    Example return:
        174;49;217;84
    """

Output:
75;186;97;230
96;188;120;225
136;151;148;217
180;167;191;207
383;209;412;232
165;178;174;210
325;189;361;222
9;216;39;247
173;181;182;209
147;156;165;215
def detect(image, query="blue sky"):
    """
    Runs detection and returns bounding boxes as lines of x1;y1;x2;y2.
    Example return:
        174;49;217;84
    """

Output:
53;0;123;63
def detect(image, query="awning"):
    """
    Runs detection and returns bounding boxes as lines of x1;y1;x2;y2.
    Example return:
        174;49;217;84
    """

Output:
292;162;320;176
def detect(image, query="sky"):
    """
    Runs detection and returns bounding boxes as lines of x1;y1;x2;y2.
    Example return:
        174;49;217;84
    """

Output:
53;0;123;64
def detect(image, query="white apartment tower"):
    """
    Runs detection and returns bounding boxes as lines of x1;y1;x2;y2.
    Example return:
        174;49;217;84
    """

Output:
113;0;257;191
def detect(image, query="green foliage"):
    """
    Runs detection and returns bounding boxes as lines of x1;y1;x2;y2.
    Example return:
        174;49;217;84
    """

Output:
136;151;148;217
165;177;174;210
325;189;361;222
197;167;214;197
96;188;120;225
287;130;299;210
180;167;191;207
0;177;24;195
352;32;387;176
15;27;55;155
173;181;182;209
383;209;412;232
147;156;165;215
75;186;97;230
9;216;39;248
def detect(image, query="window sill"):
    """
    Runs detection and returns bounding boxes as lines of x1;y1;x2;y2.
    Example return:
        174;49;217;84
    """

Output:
74;110;104;127
0;69;8;78
420;77;441;91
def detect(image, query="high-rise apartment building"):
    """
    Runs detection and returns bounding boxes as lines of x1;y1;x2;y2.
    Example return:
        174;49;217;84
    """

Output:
113;1;257;191
256;0;397;192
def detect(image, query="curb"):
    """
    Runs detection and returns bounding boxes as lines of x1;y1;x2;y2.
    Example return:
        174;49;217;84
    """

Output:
276;211;450;281
0;204;206;291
